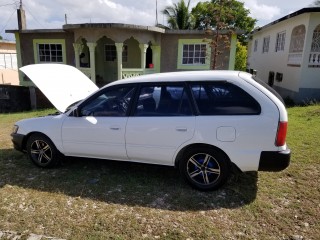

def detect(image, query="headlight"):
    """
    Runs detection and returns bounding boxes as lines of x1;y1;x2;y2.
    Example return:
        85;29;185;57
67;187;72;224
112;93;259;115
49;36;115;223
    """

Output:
12;125;19;134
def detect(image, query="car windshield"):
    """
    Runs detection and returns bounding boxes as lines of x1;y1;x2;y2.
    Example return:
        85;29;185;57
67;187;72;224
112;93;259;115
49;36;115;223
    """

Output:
252;76;285;105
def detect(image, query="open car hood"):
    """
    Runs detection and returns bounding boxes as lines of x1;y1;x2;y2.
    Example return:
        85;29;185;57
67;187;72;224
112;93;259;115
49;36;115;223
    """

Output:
20;64;99;112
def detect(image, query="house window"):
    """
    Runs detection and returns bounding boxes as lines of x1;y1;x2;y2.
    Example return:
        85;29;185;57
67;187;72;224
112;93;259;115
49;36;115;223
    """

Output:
122;45;128;62
311;25;320;52
105;44;128;62
276;72;283;82
105;45;116;61
0;53;17;69
177;39;210;70
262;36;270;53
268;71;275;86
275;31;286;52
182;44;206;65
37;44;63;63
289;25;306;53
253;39;258;52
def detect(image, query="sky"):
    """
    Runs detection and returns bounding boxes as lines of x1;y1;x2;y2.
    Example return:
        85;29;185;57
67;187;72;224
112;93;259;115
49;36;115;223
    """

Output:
0;0;317;41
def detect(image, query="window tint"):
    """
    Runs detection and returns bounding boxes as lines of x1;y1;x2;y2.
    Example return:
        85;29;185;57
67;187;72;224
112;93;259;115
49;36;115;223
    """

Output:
252;76;285;104
191;82;261;115
134;84;192;116
80;86;135;117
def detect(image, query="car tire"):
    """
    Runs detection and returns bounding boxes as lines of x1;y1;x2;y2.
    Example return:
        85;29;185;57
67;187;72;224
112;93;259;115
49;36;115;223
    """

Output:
179;147;230;191
26;133;61;168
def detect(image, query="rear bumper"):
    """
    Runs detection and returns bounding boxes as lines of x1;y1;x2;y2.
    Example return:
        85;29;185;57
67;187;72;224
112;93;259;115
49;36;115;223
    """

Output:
11;133;26;152
258;149;291;171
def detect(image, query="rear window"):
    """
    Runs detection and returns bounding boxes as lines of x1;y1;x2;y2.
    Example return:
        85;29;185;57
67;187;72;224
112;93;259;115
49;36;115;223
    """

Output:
252;76;285;105
191;82;261;115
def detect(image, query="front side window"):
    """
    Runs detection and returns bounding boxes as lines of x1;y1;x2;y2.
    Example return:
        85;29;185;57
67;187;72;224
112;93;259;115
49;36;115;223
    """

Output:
80;85;135;117
38;44;63;63
134;83;192;116
182;44;206;65
275;31;286;52
191;82;261;115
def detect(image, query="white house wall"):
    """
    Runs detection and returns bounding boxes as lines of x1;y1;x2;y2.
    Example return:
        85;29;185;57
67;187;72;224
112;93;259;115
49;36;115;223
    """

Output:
249;13;311;94
300;13;320;89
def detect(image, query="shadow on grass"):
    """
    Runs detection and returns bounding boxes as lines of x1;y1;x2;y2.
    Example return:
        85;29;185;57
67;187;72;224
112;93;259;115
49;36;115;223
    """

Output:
0;148;257;211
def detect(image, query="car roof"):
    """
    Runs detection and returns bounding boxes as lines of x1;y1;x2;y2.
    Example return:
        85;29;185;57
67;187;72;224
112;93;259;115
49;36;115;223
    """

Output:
105;70;243;87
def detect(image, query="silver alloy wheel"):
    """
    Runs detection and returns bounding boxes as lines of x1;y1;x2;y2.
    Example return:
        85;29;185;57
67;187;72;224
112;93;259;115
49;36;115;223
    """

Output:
30;139;53;166
187;153;221;185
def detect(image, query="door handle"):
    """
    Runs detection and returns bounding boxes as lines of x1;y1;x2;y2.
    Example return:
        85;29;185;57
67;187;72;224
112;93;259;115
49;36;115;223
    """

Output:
176;127;187;132
110;126;120;130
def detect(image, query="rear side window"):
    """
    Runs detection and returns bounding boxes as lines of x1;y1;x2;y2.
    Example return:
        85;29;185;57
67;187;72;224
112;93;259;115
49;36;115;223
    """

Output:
133;83;192;116
252;76;285;104
191;82;261;115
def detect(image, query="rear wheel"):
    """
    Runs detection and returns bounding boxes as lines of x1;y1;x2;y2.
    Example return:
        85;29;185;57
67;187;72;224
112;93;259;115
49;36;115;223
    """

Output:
179;147;230;191
26;133;61;168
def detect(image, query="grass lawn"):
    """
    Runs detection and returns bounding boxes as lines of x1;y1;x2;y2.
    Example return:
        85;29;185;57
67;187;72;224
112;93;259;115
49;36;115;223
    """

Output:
0;106;319;239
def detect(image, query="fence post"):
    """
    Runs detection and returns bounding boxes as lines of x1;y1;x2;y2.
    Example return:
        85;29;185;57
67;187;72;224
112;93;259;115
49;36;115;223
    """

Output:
29;86;37;110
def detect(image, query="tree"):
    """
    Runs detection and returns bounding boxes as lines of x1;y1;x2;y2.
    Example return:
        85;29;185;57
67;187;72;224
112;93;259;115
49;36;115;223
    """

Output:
162;0;195;29
235;41;247;71
202;0;235;69
192;0;256;42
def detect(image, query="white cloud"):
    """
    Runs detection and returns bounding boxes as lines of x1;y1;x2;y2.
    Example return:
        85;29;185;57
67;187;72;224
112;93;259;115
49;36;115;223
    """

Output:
102;0;117;9
0;0;315;41
243;0;281;21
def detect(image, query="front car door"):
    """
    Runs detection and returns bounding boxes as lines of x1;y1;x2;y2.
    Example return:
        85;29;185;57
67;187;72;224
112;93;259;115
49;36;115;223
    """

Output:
61;84;136;160
125;82;196;166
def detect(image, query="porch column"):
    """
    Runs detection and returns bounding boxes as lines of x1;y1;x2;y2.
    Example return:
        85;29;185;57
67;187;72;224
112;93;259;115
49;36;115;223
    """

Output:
87;42;97;83
228;34;237;70
139;43;149;70
151;45;161;73
115;42;123;80
73;43;82;68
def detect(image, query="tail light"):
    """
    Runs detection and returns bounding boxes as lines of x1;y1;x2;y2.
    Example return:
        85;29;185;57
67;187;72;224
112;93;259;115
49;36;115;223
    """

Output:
275;121;287;146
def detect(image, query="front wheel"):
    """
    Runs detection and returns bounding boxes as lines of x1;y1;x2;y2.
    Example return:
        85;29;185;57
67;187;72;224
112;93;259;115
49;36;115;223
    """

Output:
26;133;61;168
179;147;230;191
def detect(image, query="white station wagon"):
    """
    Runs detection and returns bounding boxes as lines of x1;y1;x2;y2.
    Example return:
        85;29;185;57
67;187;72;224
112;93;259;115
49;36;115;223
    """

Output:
11;64;290;190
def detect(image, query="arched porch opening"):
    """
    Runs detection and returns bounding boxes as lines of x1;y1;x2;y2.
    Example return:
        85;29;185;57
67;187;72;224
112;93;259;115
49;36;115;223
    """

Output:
96;36;118;86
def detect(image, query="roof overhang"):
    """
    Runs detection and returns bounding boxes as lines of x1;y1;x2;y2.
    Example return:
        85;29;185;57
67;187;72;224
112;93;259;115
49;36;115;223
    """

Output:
251;7;320;34
6;29;65;34
165;29;245;35
63;23;165;33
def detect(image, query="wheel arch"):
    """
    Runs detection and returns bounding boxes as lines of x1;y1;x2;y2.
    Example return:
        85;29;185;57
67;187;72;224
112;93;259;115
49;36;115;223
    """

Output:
174;143;240;172
22;131;53;152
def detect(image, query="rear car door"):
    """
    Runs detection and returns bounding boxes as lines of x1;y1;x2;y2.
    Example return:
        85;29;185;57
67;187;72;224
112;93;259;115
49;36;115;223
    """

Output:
190;81;279;171
125;82;196;165
61;84;135;160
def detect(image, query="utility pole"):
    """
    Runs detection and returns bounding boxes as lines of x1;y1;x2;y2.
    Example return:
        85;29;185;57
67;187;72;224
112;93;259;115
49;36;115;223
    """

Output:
17;0;26;30
156;0;158;26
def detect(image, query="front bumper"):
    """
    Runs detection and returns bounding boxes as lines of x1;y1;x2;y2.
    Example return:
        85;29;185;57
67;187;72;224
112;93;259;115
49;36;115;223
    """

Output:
258;149;291;171
11;133;26;152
